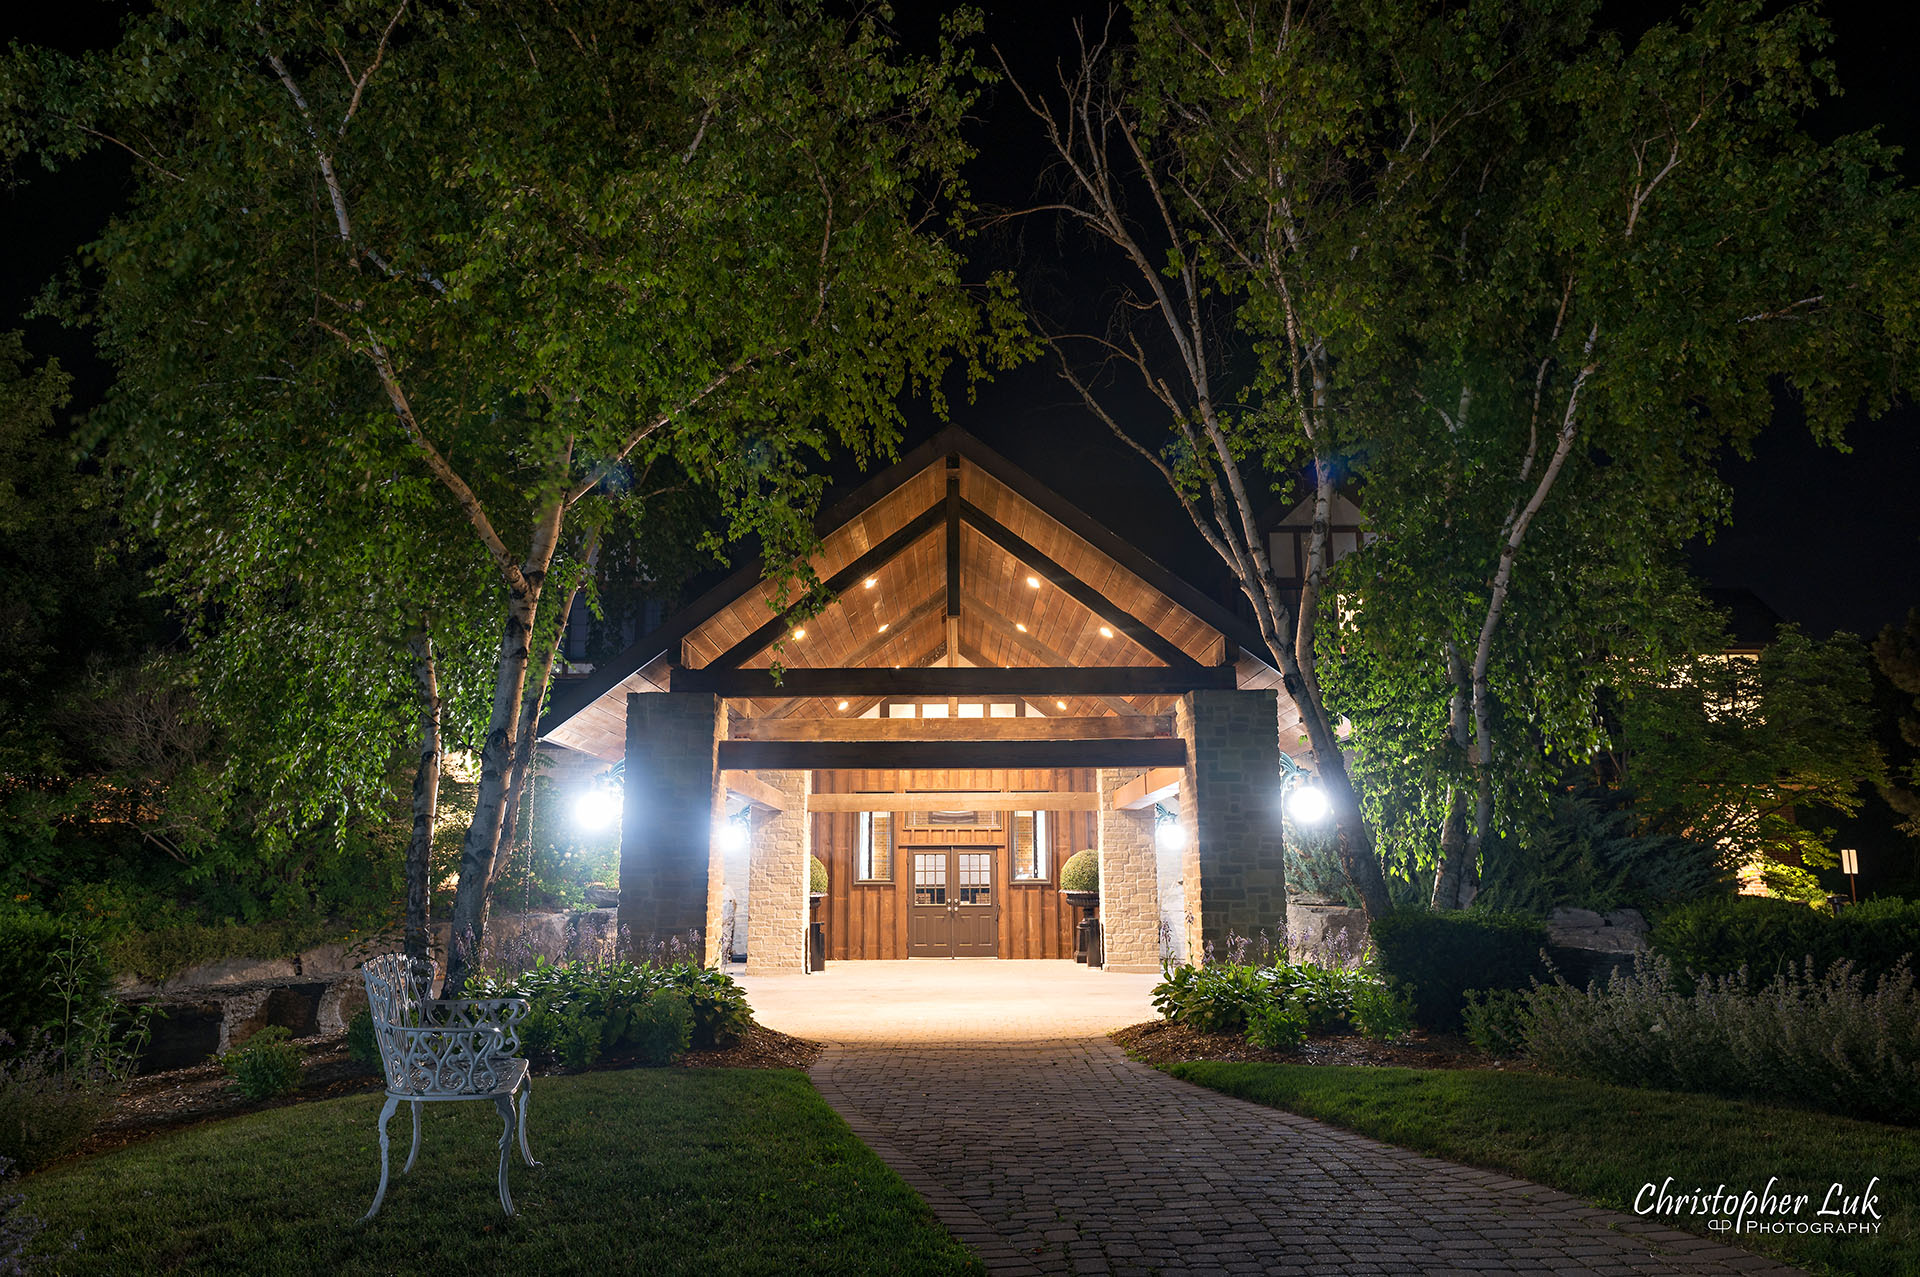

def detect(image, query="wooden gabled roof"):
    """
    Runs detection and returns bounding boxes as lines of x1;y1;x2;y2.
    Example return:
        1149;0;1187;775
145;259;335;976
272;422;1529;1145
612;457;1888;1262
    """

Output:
541;426;1282;760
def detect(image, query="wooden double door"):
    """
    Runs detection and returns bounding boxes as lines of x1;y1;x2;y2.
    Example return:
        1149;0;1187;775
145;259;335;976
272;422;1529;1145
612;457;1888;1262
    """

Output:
907;846;999;957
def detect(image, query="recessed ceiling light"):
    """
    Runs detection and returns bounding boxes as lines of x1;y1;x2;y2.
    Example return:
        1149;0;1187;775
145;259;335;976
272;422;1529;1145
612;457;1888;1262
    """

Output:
1026;576;1041;588
1015;622;1028;633
1098;625;1114;638
792;628;805;640
1056;700;1067;710
877;623;889;633
864;577;877;589
837;700;850;711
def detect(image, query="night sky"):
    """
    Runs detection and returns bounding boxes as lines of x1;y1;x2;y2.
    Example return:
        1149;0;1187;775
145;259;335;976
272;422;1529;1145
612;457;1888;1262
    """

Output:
3;1;1916;641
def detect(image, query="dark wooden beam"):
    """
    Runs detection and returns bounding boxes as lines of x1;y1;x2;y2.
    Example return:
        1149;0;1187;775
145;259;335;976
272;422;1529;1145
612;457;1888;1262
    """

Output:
808;790;1103;813
731;714;1171;741
959;595;1137;717
672;665;1237;698
709;500;946;669
945;456;961;619
718;737;1187;770
958;498;1202;671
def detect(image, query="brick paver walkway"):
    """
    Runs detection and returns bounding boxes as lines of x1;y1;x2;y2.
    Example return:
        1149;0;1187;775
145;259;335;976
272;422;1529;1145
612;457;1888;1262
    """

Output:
739;961;1799;1276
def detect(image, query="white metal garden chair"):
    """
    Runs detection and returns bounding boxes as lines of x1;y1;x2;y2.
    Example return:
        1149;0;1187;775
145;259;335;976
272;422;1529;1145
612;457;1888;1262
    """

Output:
359;953;539;1221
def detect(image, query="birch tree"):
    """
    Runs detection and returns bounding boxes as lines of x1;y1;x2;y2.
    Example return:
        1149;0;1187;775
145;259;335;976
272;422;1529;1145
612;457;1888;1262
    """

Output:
1329;0;1916;907
9;0;1015;986
1002;2;1584;919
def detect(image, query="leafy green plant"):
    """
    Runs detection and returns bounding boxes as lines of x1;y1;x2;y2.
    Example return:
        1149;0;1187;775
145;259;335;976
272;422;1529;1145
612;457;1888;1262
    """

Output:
344;1008;379;1073
1349;983;1416;1043
808;856;829;895
553;1009;606;1072
1650;894;1920;989
0;1032;118;1172
1274;963;1359;1035
1058;850;1098;893
220;1027;304;1101
1245;1000;1306;1051
0;915;112;1056
1152;963;1278;1035
474;958;746;1068
1462;988;1533;1059
629;991;694;1067
1523;954;1920;1124
1370;908;1549;1031
659;965;752;1049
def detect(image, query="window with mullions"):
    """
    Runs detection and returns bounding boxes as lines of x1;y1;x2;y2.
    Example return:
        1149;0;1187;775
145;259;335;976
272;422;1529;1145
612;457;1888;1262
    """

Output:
1012;810;1050;881
857;811;893;881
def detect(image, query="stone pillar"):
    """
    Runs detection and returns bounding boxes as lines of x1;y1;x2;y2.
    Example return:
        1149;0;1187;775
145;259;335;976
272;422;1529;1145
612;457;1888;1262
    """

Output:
1175;690;1287;963
746;770;810;974
1098;767;1162;972
620;692;722;958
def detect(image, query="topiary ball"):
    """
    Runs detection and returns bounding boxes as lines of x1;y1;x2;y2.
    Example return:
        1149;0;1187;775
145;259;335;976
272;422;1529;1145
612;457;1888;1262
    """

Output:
1059;849;1099;893
809;854;829;895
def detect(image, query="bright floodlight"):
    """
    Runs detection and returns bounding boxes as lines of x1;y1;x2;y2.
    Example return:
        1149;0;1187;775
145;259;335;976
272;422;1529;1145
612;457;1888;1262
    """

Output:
1286;783;1332;824
719;820;750;854
1156;821;1187;851
574;787;621;830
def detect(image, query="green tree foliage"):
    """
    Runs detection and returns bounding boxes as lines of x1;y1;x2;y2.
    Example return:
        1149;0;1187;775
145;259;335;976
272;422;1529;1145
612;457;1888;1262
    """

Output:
1873;610;1920;860
1316;0;1916;906
8;1;1020;982
1614;626;1885;898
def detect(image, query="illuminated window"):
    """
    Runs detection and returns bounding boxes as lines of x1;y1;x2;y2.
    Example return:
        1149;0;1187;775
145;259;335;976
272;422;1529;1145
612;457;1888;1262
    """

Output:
1012;810;1050;881
920;702;949;718
858;811;893;881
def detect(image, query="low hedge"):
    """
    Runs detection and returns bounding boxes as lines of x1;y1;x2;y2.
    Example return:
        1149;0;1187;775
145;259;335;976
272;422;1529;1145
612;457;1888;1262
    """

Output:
1650;895;1920;989
1370;907;1549;1031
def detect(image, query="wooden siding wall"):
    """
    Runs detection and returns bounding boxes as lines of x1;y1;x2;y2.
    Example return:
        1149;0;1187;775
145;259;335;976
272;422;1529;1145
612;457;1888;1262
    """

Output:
813;768;1090;960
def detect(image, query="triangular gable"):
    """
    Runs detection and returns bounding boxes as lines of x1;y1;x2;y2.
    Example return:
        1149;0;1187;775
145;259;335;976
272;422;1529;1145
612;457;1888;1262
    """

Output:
542;426;1279;759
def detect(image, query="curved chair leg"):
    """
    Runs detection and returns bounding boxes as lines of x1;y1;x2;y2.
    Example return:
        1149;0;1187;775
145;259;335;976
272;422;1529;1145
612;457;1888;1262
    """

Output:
402;1100;423;1175
517;1081;539;1167
362;1095;400;1223
493;1094;516;1217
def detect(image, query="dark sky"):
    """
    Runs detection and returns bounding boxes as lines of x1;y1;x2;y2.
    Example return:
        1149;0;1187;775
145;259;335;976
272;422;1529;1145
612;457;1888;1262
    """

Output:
4;0;1916;641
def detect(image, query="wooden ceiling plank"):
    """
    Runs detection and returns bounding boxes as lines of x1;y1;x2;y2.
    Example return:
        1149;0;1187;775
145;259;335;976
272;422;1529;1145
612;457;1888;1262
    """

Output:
709;504;945;669
807;790;1103;813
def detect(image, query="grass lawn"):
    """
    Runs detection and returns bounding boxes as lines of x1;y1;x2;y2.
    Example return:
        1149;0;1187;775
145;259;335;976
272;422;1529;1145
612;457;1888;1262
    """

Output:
1167;1061;1914;1277
20;1068;979;1276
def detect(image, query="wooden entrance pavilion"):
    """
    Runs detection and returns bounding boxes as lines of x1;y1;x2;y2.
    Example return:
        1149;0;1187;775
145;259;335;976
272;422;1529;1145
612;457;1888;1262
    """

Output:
539;428;1301;972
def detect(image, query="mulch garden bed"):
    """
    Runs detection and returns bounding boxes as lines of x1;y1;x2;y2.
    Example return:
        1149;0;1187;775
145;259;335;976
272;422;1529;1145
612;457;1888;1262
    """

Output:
66;1022;823;1165
1112;1019;1508;1070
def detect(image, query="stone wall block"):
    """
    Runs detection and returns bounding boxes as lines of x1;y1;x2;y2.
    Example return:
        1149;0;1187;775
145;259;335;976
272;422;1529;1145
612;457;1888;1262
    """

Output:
746;770;810;974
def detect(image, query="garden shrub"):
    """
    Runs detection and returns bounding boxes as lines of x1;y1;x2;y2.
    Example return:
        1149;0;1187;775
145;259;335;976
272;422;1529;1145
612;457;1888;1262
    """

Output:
344;1008;379;1072
808;855;829;895
474;957;749;1068
1461;988;1533;1059
1523;954;1920;1123
104;918;341;984
1274;963;1359;1035
0;1033;118;1172
1370;907;1549;1031
1245;1000;1306;1050
1059;850;1098;893
221;1026;304;1100
0;915;112;1055
1650;894;1920;989
1152;963;1277;1035
1349;982;1415;1042
629;990;694;1067
659;964;752;1049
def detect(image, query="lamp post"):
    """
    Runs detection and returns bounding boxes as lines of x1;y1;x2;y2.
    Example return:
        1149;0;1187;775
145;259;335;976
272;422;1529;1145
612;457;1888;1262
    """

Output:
1840;847;1860;904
